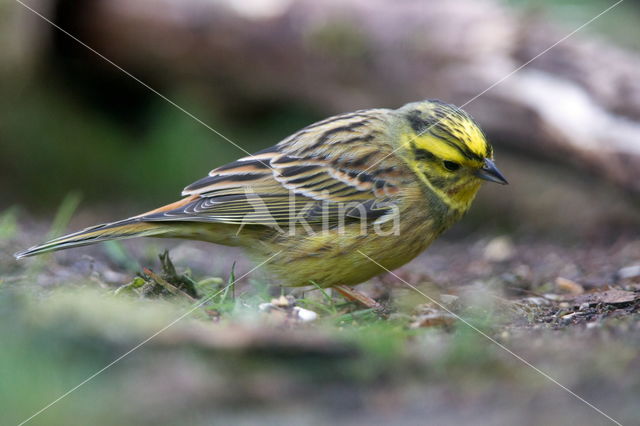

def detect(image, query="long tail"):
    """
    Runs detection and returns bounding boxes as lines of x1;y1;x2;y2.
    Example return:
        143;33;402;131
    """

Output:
14;219;172;259
15;196;200;259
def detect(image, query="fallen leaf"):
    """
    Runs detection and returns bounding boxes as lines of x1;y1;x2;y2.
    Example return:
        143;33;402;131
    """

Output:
571;289;638;306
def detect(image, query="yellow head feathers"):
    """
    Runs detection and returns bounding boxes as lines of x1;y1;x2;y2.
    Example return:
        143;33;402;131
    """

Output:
394;100;505;210
398;99;492;165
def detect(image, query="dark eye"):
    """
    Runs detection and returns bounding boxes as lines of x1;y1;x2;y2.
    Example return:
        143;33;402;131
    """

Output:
443;161;461;171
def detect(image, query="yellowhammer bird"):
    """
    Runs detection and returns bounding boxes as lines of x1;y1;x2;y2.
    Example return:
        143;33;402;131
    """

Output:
16;100;506;302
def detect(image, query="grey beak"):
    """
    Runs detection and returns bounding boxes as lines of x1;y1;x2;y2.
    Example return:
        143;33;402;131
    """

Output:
475;158;508;185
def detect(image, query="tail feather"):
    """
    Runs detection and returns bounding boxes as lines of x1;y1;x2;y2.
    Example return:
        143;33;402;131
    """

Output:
15;195;201;259
14;219;168;259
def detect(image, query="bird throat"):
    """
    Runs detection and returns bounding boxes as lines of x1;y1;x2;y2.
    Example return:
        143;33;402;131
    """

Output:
417;169;481;214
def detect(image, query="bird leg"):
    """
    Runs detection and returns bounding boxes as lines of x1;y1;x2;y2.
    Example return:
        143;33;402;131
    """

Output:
333;284;387;314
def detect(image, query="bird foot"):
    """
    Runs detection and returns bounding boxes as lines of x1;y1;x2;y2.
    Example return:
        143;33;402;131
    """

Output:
333;285;389;317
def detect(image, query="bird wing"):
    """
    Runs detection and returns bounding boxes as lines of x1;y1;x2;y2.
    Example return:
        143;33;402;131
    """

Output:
142;110;409;226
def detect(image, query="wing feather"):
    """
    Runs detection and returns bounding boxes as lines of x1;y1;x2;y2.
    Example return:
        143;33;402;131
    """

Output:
150;109;409;226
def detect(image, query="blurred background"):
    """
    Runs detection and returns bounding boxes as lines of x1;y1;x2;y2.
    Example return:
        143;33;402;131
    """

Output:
2;0;640;425
1;0;640;236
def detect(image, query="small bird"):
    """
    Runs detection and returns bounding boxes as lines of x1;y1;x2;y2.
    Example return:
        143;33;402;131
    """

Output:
16;100;507;302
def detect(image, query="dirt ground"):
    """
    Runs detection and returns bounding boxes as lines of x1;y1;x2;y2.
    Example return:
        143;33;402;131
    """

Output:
1;211;639;426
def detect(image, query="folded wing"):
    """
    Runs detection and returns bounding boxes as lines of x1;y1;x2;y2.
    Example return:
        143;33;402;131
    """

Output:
143;110;408;226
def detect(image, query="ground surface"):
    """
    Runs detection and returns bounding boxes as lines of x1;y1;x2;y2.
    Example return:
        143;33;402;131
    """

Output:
1;208;639;426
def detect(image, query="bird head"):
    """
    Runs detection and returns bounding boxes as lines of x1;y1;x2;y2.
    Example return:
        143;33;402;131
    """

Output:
395;100;507;209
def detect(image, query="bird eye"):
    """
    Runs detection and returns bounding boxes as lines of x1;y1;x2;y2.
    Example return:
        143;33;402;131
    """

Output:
443;161;460;171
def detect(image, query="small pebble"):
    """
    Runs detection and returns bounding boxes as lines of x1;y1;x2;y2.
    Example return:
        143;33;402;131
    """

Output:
410;312;456;329
439;294;459;307
292;306;318;322
543;294;563;301
616;265;640;282
272;295;294;307
513;264;531;279
483;236;515;262
523;297;550;306
258;302;273;312
259;301;318;323
555;277;584;295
